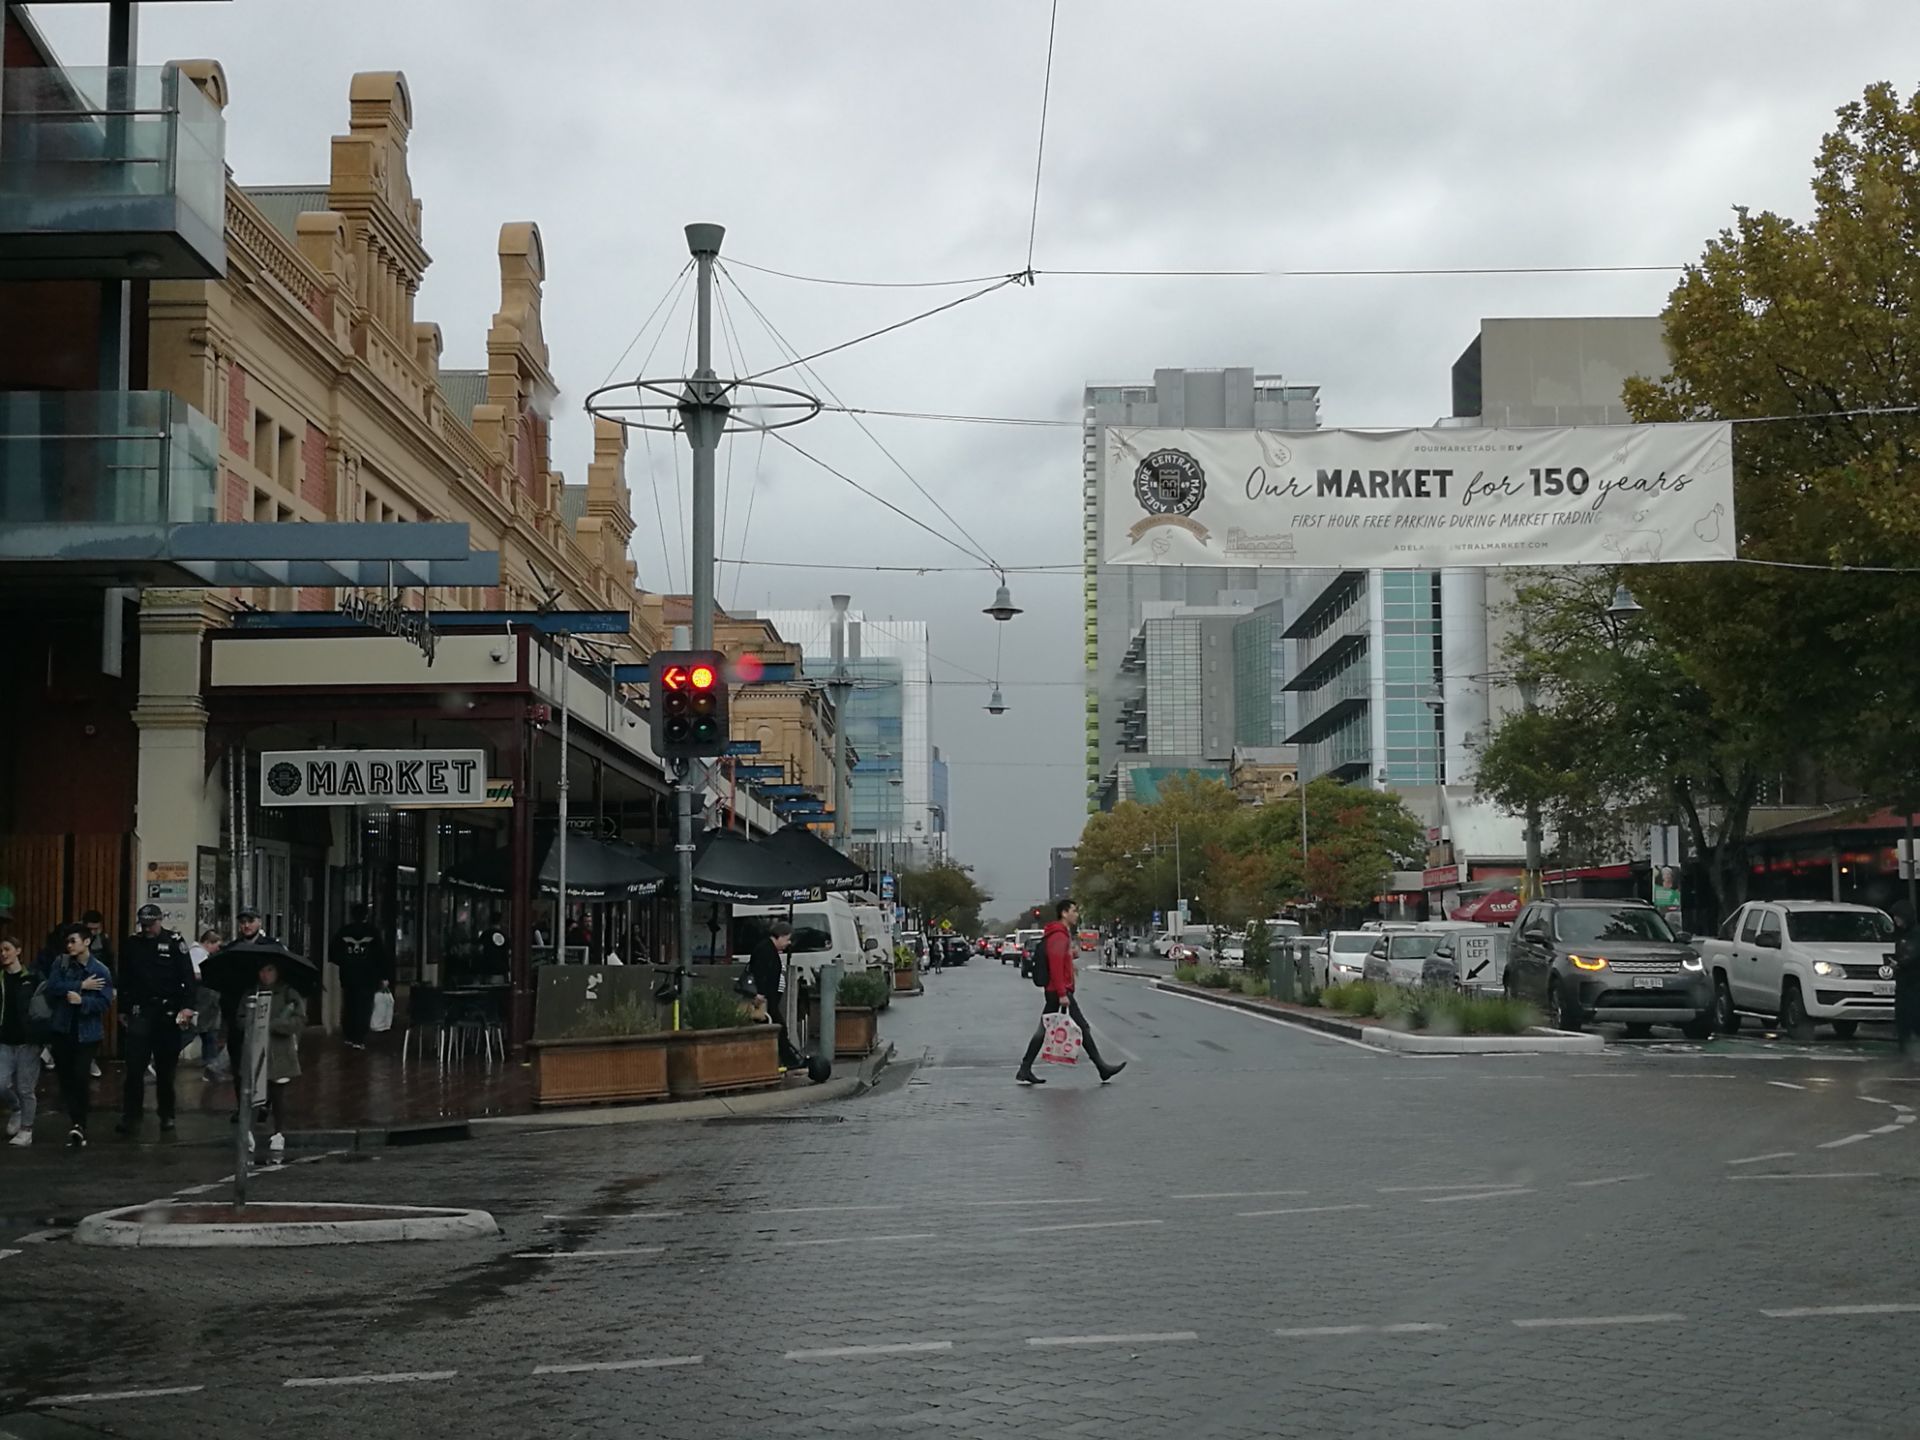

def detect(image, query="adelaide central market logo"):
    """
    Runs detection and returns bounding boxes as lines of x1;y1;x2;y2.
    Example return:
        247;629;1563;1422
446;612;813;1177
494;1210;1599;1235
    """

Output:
1128;447;1211;545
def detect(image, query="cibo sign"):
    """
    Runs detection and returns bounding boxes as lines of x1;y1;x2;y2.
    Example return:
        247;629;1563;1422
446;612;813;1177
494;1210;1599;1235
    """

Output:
260;749;486;807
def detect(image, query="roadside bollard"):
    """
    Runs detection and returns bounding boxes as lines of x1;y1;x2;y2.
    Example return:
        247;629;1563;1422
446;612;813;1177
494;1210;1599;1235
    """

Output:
1271;942;1298;1002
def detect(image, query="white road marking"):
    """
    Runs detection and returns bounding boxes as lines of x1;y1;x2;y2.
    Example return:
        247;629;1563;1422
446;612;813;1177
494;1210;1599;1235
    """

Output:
1729;1172;1880;1182
0;1248;19;1261
1157;987;1384;1053
959;1197;1104;1208
542;1212;684;1222
284;1371;456;1388
1818;1133;1874;1149
1762;1303;1920;1318
1872;1123;1903;1135
1900;1114;1917;1125
1726;1151;1798;1166
1274;1323;1448;1337
16;1228;63;1244
533;1356;702;1375
1238;1203;1372;1219
1170;1190;1309;1201
173;1182;222;1196
1421;1188;1536;1204
1568;1174;1649;1188
512;1247;663;1260
33;1385;205;1405
1767;1081;1807;1091
1013;1219;1163;1235
1513;1314;1684;1329
753;1204;904;1214
774;1233;935;1248
1027;1332;1198;1347
784;1341;952;1360
1378;1184;1524;1194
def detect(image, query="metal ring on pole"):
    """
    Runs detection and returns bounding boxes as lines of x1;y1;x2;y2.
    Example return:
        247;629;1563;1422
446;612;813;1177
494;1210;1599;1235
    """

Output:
583;376;823;436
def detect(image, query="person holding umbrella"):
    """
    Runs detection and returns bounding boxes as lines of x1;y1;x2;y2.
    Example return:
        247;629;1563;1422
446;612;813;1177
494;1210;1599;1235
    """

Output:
241;954;308;1161
215;909;275;1091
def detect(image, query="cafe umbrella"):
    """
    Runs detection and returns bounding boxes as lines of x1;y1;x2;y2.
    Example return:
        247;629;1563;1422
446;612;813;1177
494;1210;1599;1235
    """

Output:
442;826;669;901
760;825;866;893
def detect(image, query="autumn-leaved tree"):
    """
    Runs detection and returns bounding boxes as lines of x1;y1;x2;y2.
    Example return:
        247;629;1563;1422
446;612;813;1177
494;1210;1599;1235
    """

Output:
895;862;991;935
1245;779;1426;923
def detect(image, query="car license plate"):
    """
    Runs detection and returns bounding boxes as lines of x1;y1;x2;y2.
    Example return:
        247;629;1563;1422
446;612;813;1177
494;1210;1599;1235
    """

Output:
1633;976;1664;989
1873;982;1896;996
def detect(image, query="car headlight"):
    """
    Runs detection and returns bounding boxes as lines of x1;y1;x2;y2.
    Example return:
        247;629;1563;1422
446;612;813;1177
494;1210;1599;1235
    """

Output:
1812;960;1842;978
1569;954;1608;972
1682;955;1705;973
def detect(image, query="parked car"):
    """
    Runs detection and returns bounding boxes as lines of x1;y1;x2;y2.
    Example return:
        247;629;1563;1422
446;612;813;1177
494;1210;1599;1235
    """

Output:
1696;900;1896;1040
1504;898;1712;1037
1362;930;1445;987
1324;931;1380;987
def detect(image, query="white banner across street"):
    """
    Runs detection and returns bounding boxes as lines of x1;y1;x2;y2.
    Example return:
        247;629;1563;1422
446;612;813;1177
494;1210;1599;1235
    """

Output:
1100;422;1736;569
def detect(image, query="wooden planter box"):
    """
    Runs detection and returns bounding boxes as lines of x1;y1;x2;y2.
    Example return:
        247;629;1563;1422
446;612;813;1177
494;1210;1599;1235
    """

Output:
530;1034;670;1107
665;1025;782;1098
892;968;918;992
834;1006;878;1058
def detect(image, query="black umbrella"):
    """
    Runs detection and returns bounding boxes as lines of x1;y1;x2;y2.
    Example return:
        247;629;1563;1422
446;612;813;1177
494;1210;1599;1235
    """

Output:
761;825;866;892
443;827;668;901
666;828;826;904
201;938;322;997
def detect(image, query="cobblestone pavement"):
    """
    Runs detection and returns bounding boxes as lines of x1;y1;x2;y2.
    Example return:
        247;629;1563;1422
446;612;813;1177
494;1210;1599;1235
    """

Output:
6;962;1920;1438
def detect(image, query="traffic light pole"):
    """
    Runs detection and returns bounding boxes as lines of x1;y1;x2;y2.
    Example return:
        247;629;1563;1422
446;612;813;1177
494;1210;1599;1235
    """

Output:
675;225;730;1014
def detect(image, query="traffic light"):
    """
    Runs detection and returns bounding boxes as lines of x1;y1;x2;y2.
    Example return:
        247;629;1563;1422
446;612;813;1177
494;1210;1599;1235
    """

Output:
649;649;730;759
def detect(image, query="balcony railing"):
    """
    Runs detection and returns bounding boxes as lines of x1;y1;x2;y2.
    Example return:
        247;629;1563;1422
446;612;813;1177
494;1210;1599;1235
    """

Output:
0;64;226;279
0;391;220;531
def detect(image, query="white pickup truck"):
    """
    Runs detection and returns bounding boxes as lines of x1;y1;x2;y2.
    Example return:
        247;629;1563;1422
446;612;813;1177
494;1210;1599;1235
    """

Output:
1696;900;1897;1040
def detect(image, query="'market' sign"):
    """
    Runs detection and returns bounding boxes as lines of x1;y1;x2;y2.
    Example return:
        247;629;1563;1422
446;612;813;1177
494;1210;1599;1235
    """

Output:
1101;421;1736;569
260;750;487;807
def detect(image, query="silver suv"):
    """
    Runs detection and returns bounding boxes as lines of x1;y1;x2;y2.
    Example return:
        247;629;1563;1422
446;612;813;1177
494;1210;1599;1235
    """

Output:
1504;898;1713;1038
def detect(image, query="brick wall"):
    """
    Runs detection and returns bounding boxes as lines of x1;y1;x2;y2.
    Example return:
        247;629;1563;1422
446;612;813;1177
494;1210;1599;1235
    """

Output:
223;468;247;523
225;363;250;459
297;587;328;612
301;423;332;514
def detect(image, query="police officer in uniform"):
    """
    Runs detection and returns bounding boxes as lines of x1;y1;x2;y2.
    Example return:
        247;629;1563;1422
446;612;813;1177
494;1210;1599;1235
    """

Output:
116;904;197;1135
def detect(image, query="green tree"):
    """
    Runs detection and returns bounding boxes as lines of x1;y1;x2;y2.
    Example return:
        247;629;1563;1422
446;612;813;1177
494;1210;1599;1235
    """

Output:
896;862;991;935
1246;779;1426;923
1073;774;1244;925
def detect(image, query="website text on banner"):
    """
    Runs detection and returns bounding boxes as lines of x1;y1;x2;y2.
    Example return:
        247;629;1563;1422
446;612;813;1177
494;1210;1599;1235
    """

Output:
1101;422;1735;570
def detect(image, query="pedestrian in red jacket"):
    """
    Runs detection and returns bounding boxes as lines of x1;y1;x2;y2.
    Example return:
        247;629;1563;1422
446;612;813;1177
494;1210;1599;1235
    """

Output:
1016;899;1125;1085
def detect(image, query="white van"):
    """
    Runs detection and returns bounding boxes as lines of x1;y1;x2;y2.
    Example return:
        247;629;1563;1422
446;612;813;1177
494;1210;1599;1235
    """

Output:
732;896;878;980
849;902;894;960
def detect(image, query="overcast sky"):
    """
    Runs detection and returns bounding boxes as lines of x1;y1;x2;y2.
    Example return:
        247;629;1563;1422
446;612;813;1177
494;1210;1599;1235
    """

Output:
26;0;1920;913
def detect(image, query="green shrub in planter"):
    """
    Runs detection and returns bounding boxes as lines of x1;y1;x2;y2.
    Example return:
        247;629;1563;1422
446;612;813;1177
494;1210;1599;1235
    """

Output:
682;985;750;1031
564;994;660;1039
1195;968;1233;990
1173;963;1200;984
1235;975;1269;997
836;973;889;1009
1242;919;1271;977
1321;981;1381;1017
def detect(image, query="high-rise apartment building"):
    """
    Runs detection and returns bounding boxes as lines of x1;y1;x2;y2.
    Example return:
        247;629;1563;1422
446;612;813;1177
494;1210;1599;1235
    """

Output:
1084;368;1320;810
752;608;937;866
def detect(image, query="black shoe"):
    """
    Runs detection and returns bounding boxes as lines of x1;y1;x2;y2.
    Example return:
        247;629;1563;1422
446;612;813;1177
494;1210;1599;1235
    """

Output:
66;1126;86;1150
114;1118;137;1136
1098;1061;1128;1084
159;1118;176;1134
1015;1070;1045;1086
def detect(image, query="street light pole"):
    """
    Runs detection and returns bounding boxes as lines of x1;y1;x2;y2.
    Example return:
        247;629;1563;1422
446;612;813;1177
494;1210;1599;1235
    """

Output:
1518;673;1544;902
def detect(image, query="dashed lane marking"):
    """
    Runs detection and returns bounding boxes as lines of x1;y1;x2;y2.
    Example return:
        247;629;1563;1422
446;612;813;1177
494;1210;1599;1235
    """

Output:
1767;1081;1807;1090
1729;1172;1879;1182
33;1386;205;1405
1726;1151;1798;1166
1170;1190;1309;1201
1762;1303;1920;1319
1378;1184;1525;1194
1238;1203;1371;1219
1027;1332;1198;1347
1513;1314;1685;1329
774;1233;936;1248
753;1204;904;1215
512;1247;663;1260
959;1197;1105;1207
1013;1219;1163;1235
542;1212;684;1222
1421;1188;1536;1204
0;1248;19;1261
532;1356;703;1375
1274;1323;1447;1337
284;1372;456;1388
1568;1174;1650;1188
1871;1123;1903;1135
1818;1133;1874;1149
784;1342;952;1360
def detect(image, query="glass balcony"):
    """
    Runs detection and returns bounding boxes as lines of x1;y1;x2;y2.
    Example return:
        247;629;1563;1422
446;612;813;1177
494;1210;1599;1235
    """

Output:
0;391;220;533
0;65;227;279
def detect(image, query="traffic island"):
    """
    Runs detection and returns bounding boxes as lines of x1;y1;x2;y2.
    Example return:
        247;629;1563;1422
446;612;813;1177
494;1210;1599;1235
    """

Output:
75;1201;499;1248
1152;979;1605;1054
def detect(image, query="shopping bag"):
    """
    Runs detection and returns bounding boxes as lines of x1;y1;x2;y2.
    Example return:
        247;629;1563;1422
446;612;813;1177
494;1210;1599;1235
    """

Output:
1039;1008;1082;1065
369;990;395;1034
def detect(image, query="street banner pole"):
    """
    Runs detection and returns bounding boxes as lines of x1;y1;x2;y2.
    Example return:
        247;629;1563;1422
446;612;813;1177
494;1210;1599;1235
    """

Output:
233;992;269;1208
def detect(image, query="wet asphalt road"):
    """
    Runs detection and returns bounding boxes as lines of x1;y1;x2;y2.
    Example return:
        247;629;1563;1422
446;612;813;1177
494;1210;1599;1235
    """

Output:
5;961;1920;1438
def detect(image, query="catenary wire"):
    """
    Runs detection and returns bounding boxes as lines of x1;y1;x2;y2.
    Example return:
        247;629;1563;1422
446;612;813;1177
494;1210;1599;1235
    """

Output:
763;429;993;570
733;273;1025;384
1024;0;1060;274
595;260;692;387
721;259;1690;287
720;266;1002;571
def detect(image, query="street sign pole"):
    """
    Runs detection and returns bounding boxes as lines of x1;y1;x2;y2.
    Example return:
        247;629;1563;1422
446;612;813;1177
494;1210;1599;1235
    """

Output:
233;992;270;1208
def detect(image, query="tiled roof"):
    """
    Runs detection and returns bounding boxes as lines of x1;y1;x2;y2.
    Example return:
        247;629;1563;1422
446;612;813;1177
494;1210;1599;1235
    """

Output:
437;369;488;428
239;185;331;241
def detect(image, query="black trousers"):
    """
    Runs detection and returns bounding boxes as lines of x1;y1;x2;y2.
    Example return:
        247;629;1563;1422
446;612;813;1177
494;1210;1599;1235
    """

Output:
50;1036;98;1131
341;977;379;1045
121;1021;183;1122
1019;993;1107;1073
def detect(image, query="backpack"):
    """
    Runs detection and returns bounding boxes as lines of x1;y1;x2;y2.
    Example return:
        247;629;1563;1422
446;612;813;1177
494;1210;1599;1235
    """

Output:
1021;942;1050;989
25;982;54;1042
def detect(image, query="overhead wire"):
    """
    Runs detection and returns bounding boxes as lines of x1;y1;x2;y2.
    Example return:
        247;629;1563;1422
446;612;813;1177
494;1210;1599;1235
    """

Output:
721;265;1002;571
713;277;746;579
714;556;1079;575
1024;0;1060;275
761;429;991;569
733;272;1026;385
670;295;696;589
720;259;1691;288
595;260;692;388
621;266;696;595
